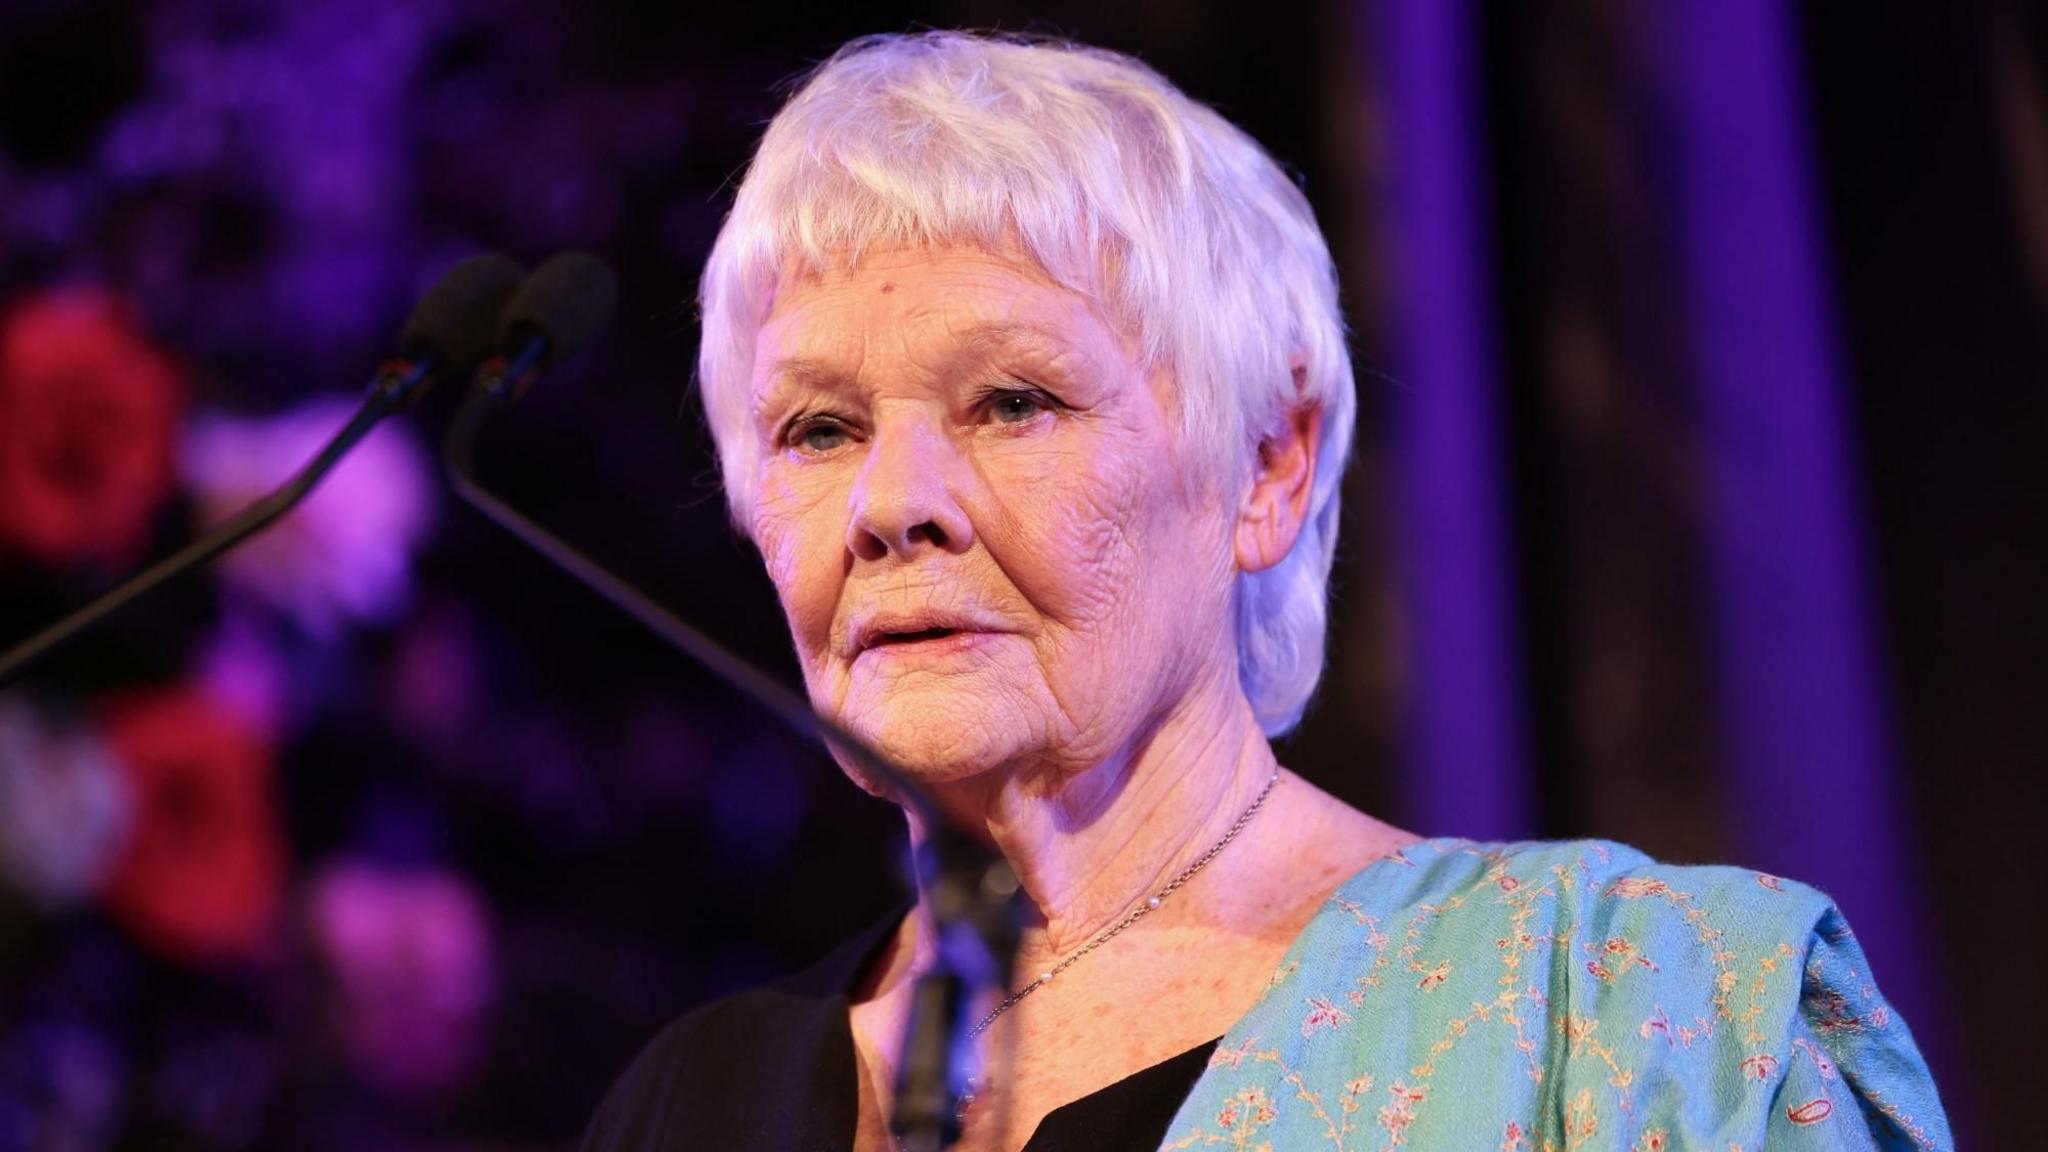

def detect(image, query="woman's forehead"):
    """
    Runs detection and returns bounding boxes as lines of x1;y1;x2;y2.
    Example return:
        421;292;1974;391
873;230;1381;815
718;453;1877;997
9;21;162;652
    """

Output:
753;248;1130;373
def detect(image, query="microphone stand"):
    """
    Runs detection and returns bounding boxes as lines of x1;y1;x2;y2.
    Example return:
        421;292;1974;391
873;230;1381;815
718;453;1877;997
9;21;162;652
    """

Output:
0;364;431;691
444;373;1022;1151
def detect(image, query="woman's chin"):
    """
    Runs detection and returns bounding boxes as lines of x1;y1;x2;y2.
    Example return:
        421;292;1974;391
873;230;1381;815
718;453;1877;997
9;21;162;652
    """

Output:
834;690;1033;792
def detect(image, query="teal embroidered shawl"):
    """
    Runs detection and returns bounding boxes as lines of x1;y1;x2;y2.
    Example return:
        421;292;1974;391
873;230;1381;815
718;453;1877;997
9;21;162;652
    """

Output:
1161;839;1950;1151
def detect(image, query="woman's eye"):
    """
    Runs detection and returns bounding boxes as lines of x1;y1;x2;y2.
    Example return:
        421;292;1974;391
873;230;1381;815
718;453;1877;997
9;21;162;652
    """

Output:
986;391;1050;425
788;420;850;453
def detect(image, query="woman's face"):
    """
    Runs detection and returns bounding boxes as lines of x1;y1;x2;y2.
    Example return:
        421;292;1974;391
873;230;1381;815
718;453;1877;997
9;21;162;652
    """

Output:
746;246;1241;789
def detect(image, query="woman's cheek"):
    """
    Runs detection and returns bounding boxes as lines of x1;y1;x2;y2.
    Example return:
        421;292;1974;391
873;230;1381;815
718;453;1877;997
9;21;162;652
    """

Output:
752;470;842;660
990;453;1149;632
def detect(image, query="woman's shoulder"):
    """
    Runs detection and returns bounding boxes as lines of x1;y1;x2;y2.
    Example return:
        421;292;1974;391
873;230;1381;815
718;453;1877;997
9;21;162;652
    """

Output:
1166;835;1951;1150
1322;836;1865;975
1338;835;1832;913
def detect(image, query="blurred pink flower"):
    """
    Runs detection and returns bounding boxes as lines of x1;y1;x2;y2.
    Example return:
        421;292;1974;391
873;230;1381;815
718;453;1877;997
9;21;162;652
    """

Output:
0;698;134;910
195;611;290;742
181;396;433;639
306;859;497;1097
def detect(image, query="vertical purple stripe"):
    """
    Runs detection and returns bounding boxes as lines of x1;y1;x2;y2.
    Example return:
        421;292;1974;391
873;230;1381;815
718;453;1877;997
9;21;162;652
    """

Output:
1374;0;1530;838
1663;0;1937;1038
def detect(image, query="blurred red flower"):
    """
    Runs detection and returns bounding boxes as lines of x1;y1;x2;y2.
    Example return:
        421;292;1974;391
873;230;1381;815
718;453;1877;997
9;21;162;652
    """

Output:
98;686;284;964
0;288;184;566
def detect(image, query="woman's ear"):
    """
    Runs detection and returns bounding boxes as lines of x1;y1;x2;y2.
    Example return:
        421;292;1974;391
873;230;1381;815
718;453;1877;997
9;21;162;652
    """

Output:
1235;397;1323;574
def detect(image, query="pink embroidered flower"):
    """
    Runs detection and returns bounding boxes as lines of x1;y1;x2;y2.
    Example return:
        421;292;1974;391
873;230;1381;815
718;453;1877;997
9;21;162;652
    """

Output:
1637;1128;1669;1151
1417;961;1452;991
1301;995;1352;1037
1208;1036;1256;1069
1500;1120;1528;1151
1606;877;1670;899
181;396;433;639
1640;1005;1674;1045
1378;1082;1427;1143
1217;1087;1276;1131
1741;1053;1780;1082
1756;873;1786;891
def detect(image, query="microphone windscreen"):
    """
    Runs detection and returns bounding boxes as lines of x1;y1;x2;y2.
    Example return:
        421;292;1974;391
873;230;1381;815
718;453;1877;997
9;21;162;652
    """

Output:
401;253;525;369
501;251;619;363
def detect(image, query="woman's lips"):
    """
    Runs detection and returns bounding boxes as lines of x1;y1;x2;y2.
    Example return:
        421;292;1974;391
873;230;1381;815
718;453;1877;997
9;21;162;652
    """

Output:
856;628;999;661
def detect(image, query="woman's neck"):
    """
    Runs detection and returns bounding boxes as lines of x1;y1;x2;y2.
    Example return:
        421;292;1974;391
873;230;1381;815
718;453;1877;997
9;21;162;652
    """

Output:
907;670;1283;969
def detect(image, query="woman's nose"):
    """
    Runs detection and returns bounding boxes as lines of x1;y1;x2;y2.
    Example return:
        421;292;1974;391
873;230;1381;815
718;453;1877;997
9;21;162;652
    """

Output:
845;417;975;561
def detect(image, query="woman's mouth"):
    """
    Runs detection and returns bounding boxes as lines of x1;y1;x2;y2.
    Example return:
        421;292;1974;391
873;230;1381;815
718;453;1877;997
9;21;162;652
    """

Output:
873;626;957;645
858;627;996;660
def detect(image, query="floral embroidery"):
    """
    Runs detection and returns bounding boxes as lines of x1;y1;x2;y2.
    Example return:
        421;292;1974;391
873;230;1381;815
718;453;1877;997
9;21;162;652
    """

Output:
1416;962;1452;992
1563;1088;1599;1148
1605;877;1670;899
1302;996;1353;1037
1639;1005;1673;1045
1159;840;1950;1151
1211;1036;1260;1069
1201;1086;1281;1149
1377;1081;1427;1145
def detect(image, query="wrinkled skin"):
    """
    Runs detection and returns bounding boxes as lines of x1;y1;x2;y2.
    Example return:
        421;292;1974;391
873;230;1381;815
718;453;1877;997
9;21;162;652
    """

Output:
745;245;1404;1151
747;245;1242;806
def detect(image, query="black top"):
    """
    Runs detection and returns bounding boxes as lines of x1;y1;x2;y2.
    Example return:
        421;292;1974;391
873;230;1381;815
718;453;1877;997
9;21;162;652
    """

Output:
579;912;1217;1151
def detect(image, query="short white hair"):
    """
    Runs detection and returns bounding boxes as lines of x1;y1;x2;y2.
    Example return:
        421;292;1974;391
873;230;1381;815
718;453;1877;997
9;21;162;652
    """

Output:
697;31;1356;735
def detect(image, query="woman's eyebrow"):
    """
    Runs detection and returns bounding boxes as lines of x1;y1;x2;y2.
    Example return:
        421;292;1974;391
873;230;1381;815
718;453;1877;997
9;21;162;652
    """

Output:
956;320;1076;357
754;320;1093;412
753;358;850;415
762;357;841;388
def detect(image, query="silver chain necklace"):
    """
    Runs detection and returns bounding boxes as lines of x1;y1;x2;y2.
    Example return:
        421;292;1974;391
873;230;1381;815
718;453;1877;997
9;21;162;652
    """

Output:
965;768;1282;1039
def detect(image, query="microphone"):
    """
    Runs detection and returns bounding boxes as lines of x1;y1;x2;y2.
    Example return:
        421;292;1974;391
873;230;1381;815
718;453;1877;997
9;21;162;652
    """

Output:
0;252;524;690
442;254;1021;1151
471;250;619;402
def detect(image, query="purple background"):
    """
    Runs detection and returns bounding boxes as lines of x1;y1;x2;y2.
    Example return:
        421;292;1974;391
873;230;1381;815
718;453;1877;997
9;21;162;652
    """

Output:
1;0;2039;1147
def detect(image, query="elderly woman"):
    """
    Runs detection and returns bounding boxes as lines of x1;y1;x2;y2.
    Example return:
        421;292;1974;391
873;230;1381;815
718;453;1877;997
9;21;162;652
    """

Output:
582;31;1948;1152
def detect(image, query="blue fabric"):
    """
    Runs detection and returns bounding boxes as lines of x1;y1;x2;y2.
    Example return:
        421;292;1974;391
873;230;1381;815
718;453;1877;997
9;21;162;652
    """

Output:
1161;839;1949;1150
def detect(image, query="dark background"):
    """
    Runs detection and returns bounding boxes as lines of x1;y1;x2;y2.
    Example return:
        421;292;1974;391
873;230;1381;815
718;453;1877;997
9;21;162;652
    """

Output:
0;0;2037;1148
